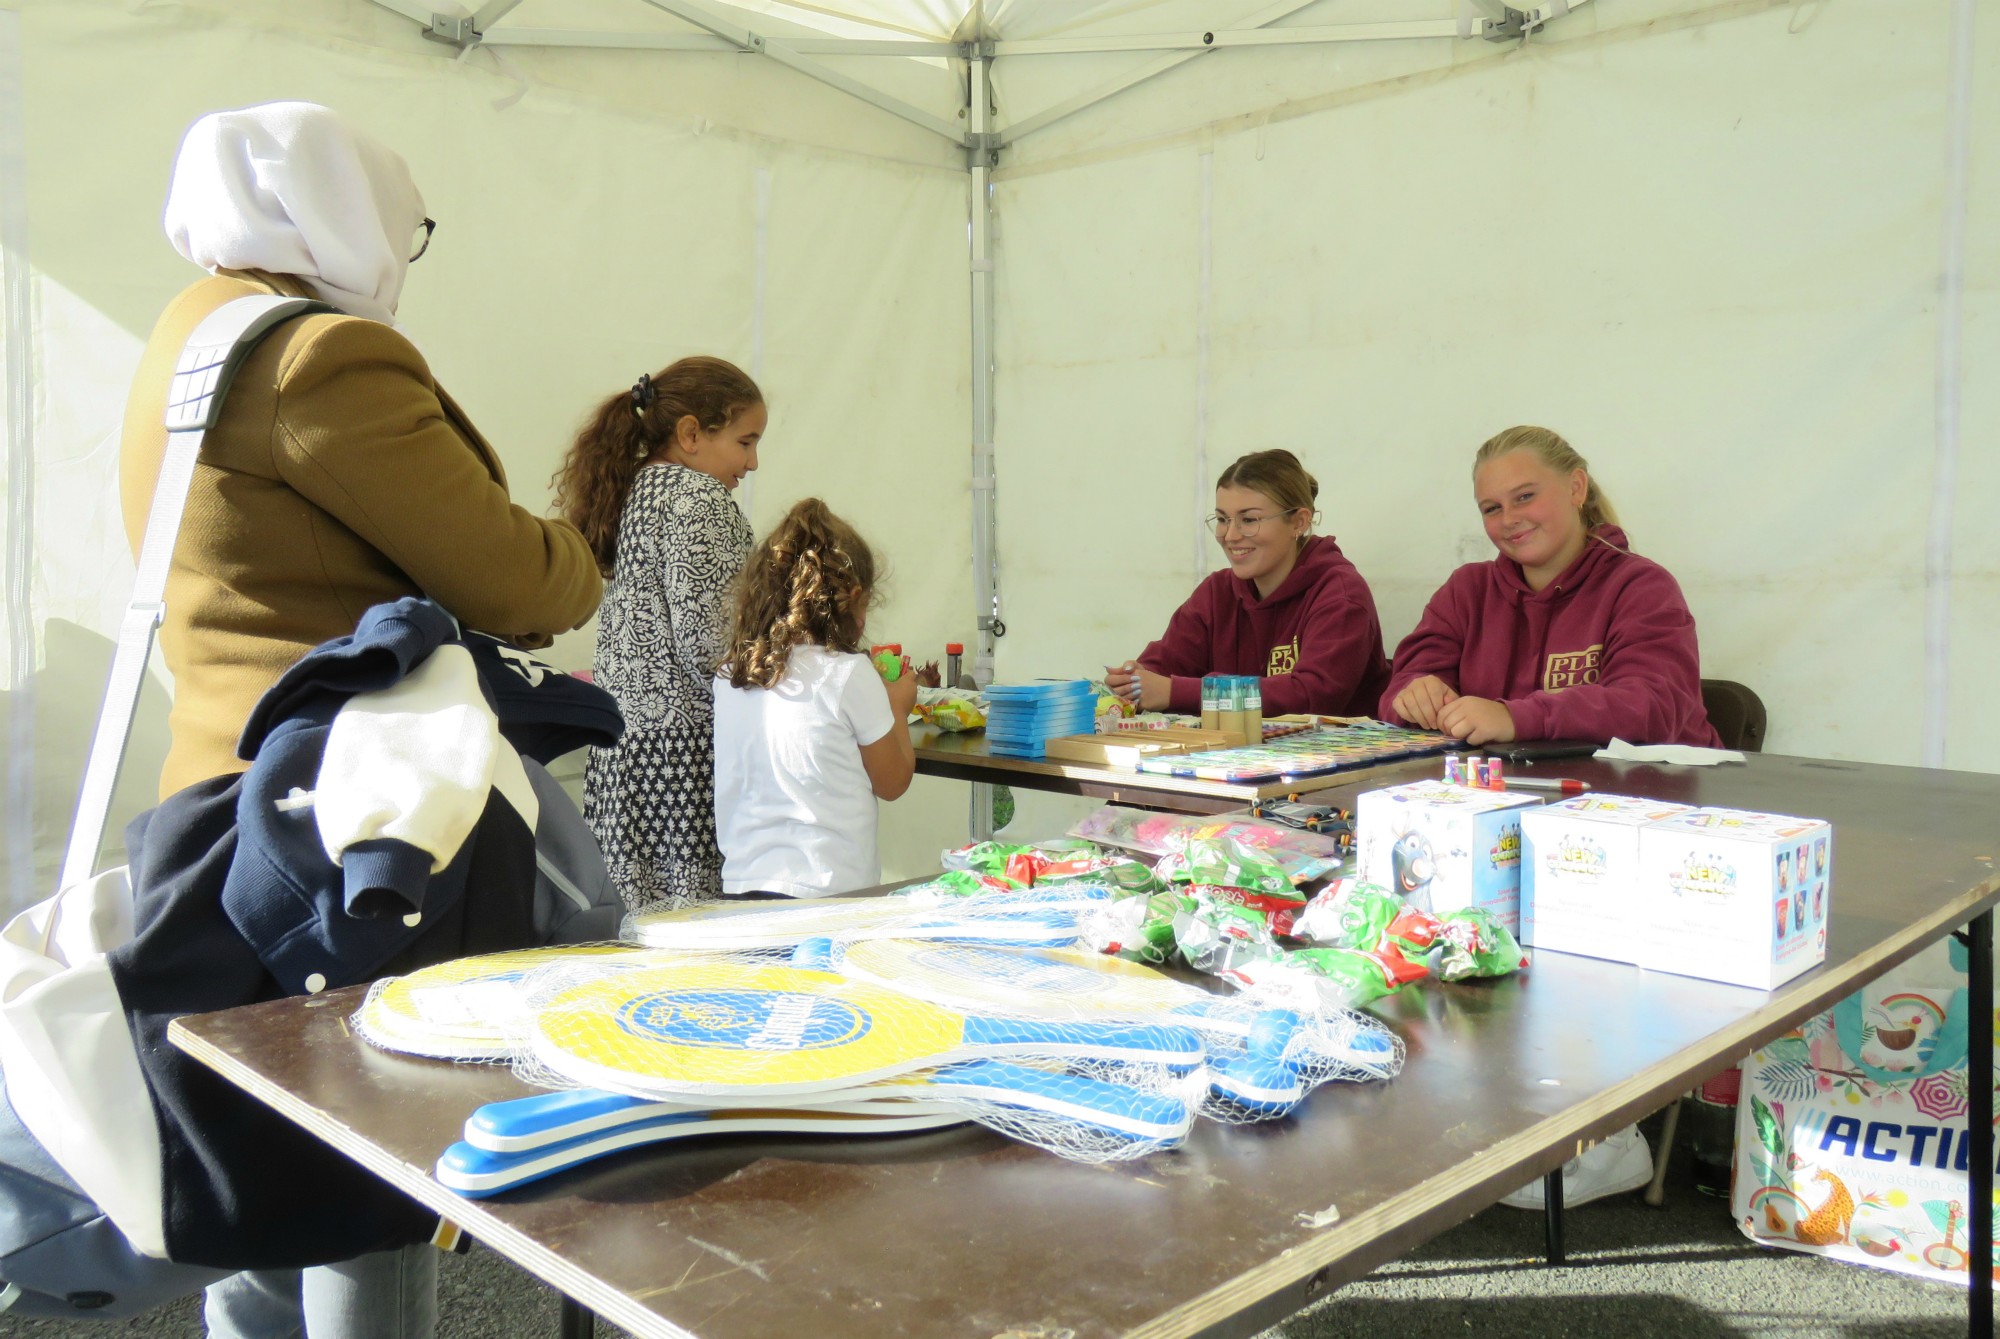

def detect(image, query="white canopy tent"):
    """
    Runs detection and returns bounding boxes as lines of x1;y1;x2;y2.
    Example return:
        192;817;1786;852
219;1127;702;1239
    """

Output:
1;0;1988;917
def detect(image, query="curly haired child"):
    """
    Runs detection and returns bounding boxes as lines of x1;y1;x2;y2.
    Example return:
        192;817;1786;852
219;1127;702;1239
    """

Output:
712;498;917;897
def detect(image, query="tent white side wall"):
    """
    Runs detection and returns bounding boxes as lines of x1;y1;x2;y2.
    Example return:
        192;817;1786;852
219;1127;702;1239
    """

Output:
3;0;973;909
2;0;1991;913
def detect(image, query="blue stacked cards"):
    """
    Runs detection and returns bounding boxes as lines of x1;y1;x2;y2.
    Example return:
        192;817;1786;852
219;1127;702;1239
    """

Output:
983;680;1098;758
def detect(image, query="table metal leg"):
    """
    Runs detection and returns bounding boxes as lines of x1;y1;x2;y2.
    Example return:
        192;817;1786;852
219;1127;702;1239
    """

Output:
559;1294;595;1339
1967;909;1992;1339
970;781;995;841
1543;1168;1565;1266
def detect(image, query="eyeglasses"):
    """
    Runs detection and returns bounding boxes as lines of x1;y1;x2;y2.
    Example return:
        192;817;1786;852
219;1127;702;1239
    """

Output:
409;217;436;264
1206;507;1303;539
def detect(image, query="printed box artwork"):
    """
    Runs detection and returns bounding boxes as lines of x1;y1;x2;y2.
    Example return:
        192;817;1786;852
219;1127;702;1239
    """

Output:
1519;794;1694;962
1355;783;1542;932
1636;807;1832;989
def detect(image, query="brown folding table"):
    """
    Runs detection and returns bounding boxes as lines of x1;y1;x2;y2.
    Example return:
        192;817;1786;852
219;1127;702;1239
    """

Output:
912;724;1439;815
171;752;1999;1339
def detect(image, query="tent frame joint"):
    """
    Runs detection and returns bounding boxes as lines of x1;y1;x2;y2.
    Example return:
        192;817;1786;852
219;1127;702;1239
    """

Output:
420;13;478;48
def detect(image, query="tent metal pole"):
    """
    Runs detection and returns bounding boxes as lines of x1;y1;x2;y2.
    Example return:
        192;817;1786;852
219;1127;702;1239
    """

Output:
993;21;1461;56
479;29;951;55
996;0;1321;146
968;52;999;840
1923;0;1976;769
637;0;968;144
470;0;527;31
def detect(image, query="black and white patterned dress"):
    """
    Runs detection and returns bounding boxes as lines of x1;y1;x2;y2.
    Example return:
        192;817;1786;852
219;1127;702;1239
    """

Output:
584;463;753;910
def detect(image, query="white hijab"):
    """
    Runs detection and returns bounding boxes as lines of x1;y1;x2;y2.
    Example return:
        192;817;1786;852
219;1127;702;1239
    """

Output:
163;102;427;326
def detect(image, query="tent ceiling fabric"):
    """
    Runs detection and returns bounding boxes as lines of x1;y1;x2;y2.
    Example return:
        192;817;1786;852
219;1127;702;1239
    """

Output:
406;0;1556;155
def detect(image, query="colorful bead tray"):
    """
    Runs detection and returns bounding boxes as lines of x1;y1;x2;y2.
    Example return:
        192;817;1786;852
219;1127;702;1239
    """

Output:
1133;722;1458;783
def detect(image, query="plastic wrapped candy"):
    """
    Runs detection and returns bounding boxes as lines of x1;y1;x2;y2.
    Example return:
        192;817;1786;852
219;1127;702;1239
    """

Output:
1433;908;1528;981
1154;837;1294;897
1292;879;1442;962
894;869;1025;900
1034;855;1160;895
941;841;1036;876
1216;944;1429;1013
1183;884;1309;939
1080;888;1193;965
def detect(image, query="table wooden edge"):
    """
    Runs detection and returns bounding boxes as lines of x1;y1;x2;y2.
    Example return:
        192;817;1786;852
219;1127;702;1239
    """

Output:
1123;875;2000;1339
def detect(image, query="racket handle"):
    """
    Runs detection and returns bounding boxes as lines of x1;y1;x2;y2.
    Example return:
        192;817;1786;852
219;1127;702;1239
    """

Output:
467;1089;676;1153
441;1108;971;1197
959;1016;1206;1070
1166;1001;1305;1062
929;1060;1190;1141
1207;1055;1305;1119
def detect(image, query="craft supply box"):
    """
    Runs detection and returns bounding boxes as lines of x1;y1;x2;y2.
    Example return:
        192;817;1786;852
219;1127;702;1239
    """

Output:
1519;794;1694;961
1636;807;1833;989
1355;782;1541;931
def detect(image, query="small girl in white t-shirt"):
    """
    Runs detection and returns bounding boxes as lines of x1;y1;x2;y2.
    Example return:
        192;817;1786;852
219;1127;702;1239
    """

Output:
713;498;917;897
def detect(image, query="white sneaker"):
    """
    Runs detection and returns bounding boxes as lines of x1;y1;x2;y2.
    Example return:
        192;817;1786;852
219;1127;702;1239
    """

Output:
1499;1125;1652;1210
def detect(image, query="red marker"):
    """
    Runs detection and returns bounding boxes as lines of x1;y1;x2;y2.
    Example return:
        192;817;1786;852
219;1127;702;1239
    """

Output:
1503;776;1591;796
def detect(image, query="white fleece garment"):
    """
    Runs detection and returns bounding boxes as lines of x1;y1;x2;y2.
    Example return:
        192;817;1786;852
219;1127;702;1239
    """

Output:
315;644;499;872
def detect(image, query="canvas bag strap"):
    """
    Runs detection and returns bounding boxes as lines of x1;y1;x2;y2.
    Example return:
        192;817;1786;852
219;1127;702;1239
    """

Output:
1832;987;1972;1087
58;296;337;890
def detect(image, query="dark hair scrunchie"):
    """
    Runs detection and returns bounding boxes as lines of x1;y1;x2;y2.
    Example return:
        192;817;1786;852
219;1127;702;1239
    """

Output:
630;372;658;423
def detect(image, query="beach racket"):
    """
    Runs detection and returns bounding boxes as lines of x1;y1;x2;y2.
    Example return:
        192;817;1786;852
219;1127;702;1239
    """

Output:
436;1103;969;1197
465;1085;947;1152
626;886;1113;953
356;944;667;1061
827;940;1403;1088
466;1056;1193;1172
527;962;1207;1099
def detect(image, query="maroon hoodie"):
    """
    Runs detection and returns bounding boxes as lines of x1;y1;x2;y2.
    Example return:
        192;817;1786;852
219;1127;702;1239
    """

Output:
1379;526;1721;747
1139;535;1390;717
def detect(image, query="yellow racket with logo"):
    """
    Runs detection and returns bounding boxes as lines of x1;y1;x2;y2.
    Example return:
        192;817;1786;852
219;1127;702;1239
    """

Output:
527;962;1206;1098
358;944;660;1060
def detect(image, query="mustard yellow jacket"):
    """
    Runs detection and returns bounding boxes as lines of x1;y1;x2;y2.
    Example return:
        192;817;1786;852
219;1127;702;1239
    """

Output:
120;271;603;798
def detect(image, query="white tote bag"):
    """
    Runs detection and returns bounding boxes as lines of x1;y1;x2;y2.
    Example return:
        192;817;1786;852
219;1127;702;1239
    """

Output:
0;296;334;1260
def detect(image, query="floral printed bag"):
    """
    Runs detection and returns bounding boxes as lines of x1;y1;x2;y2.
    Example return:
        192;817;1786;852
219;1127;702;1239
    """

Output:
1732;936;1995;1283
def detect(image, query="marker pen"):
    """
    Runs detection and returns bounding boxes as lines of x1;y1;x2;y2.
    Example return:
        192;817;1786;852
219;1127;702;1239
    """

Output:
1502;776;1592;796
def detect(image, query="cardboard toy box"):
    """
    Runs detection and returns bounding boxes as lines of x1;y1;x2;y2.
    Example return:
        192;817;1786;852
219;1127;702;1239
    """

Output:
1356;782;1542;931
1519;794;1695;961
1636;807;1833;989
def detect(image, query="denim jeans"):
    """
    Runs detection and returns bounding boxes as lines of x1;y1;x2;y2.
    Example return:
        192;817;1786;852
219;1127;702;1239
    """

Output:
203;1245;437;1339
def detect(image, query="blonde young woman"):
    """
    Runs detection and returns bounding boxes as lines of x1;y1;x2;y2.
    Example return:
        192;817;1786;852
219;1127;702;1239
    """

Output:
1381;426;1720;748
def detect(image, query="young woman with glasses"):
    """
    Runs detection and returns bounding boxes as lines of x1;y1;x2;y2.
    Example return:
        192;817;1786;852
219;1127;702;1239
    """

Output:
1105;449;1390;717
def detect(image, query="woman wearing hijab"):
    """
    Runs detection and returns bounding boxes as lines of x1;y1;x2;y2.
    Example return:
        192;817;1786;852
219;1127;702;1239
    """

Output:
117;102;602;1339
121;101;602;802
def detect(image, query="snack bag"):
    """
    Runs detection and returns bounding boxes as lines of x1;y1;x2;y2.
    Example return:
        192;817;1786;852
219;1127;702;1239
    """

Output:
916;687;987;732
1434;908;1528;981
1294;878;1441;963
941;840;1035;876
1035;855;1161;895
1081;888;1193;965
1154;837;1292;897
895;869;1025;900
1219;945;1427;1013
1184;883;1310;938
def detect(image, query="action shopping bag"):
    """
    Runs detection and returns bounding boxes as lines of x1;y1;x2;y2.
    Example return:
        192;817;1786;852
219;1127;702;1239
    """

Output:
1733;937;1995;1282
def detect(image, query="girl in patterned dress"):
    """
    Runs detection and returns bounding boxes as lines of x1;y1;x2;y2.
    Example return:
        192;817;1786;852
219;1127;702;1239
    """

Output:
552;357;764;909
